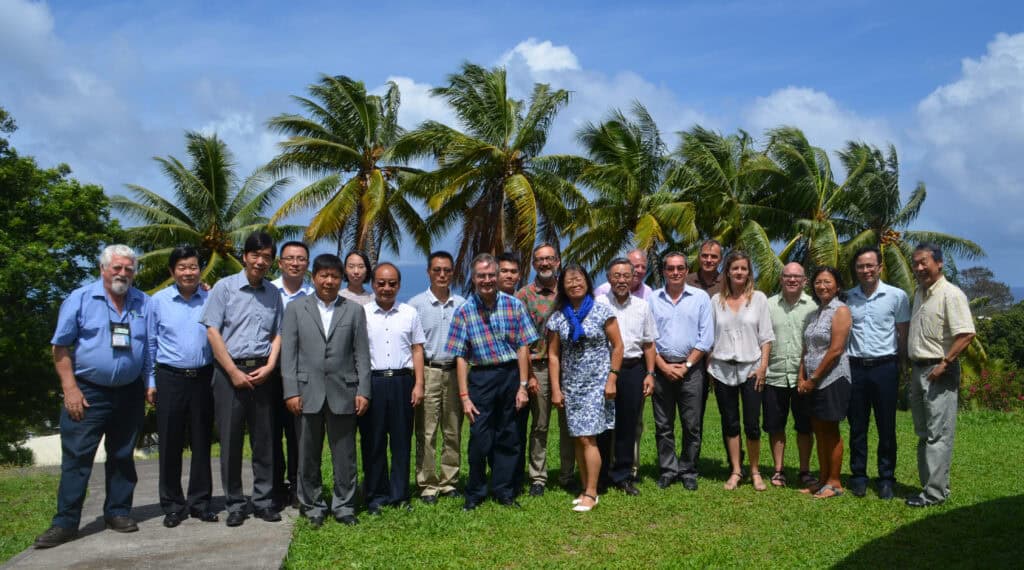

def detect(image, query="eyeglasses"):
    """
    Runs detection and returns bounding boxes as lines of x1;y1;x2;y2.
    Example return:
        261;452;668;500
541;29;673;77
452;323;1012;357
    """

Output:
663;265;687;273
534;255;558;263
781;274;805;281
281;256;308;264
609;272;632;280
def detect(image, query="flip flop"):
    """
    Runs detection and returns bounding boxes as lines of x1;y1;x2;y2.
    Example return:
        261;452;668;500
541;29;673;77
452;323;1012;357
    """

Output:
799;471;819;487
813;484;844;499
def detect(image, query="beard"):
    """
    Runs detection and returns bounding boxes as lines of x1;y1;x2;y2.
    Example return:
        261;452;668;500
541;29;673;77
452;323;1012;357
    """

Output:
110;278;130;295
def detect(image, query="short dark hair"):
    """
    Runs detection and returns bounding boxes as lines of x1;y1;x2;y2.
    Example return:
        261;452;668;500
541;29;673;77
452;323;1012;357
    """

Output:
809;266;847;305
279;241;309;257
555;263;594;311
699;239;723;254
850;246;882;275
606;257;633;273
660;250;687;273
914;242;944;263
497;252;521;268
168;245;200;270
243;231;276;257
428;250;454;268
372;261;402;282
343;250;371;283
312;253;343;275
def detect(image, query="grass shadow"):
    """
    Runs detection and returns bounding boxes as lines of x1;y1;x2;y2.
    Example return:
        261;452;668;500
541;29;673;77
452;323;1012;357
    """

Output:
834;495;1024;568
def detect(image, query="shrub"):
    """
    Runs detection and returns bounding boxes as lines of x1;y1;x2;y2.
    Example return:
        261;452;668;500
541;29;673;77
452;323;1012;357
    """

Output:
961;364;1024;412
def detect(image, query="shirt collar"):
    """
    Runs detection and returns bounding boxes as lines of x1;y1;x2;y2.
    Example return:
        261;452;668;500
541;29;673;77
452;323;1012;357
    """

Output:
922;275;947;298
530;281;557;296
370;301;399;315
235;270;266;290
316;295;338;310
426;287;456;306
171;283;206;301
778;292;812;307
604;290;633;308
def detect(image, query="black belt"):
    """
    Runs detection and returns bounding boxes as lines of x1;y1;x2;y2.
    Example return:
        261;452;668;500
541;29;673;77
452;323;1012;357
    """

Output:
372;368;413;377
157;363;213;378
472;360;517;371
530;359;548;369
911;358;944;367
425;359;455;371
232;357;269;368
850;355;897;367
622;357;643;368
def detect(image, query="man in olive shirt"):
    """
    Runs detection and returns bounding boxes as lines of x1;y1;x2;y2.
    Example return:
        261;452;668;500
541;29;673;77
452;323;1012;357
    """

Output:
764;263;816;487
905;243;975;508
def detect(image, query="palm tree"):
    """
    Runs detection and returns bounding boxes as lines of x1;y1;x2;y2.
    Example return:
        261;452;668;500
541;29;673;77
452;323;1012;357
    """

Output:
112;132;299;290
394;62;585;281
838;141;985;293
561;102;696;271
671;126;788;290
766;127;875;275
266;74;428;262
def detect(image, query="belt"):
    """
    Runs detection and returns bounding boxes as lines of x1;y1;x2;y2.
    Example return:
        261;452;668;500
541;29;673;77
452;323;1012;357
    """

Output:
425;359;455;371
231;357;269;368
472;360;517;371
372;368;413;377
530;358;548;369
850;355;897;367
157;363;213;378
911;358;944;367
622;357;643;368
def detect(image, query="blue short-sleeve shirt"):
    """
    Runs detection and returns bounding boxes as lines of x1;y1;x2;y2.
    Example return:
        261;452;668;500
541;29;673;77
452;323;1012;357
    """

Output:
51;280;150;387
846;281;911;358
200;271;283;359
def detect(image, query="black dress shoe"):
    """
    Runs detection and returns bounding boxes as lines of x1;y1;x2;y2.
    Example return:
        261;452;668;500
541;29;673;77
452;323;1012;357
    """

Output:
877;483;895;500
366;504;382;516
439;489;462;499
657;475;676;489
529;483;545;497
163;511;186;528
190;510;219;522
616;480;641;496
497;497;522;509
681;478;698;491
254;508;282;522
307;515;324;529
226;511;247;527
335;514;359;526
104;515;139;533
905;495;943;508
850;481;867;497
421;494;438;505
34;525;78;549
462;501;480;512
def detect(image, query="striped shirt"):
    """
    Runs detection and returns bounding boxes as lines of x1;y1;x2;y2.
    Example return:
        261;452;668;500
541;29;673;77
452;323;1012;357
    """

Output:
446;292;539;366
515;282;558;360
596;291;657;359
408;288;466;363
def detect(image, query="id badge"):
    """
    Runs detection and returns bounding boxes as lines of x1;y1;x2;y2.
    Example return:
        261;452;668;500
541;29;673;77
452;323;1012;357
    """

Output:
110;321;131;349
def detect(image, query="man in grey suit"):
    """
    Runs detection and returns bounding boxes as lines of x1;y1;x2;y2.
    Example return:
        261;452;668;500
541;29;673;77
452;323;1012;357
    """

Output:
281;254;371;528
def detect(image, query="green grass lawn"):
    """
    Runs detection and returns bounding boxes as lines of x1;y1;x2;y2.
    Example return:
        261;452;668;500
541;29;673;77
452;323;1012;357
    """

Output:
285;403;1024;569
0;467;60;562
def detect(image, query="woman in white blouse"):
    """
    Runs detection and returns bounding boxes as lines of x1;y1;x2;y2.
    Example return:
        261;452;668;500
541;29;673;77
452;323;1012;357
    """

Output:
708;251;775;491
340;251;374;305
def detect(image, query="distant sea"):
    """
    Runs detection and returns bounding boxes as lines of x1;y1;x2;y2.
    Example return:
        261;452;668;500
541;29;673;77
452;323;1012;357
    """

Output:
1013;286;1024;303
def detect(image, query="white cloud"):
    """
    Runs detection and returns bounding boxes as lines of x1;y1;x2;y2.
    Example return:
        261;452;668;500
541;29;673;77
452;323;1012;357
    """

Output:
0;0;57;70
381;76;455;130
500;38;580;73
745;86;897;158
197;111;281;171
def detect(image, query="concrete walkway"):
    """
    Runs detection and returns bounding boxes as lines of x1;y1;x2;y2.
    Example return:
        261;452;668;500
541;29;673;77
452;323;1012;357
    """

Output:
3;459;295;569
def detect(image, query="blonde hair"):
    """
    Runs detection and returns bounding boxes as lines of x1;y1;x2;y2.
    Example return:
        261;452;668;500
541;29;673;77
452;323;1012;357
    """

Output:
720;250;754;306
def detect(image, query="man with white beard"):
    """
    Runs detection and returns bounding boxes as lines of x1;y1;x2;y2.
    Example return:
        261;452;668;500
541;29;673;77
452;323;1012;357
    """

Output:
36;245;150;548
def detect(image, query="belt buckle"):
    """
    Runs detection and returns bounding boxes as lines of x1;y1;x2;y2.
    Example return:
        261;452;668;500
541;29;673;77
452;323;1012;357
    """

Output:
184;368;197;378
244;359;256;367
382;369;395;377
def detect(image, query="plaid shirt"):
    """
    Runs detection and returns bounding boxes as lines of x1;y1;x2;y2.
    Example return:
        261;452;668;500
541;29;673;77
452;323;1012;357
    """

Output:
515;282;557;360
445;292;539;366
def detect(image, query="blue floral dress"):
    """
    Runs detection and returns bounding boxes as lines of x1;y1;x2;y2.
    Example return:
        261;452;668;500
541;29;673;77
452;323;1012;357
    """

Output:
547;302;616;437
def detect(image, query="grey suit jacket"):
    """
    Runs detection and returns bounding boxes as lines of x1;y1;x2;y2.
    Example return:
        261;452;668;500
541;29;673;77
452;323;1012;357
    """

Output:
281;294;371;415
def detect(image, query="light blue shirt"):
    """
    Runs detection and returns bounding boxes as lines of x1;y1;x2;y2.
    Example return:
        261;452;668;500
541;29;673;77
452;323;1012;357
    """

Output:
51;280;150;387
408;288;466;362
271;276;314;308
846;281;910;358
146;284;213;388
649;286;714;359
200;270;283;359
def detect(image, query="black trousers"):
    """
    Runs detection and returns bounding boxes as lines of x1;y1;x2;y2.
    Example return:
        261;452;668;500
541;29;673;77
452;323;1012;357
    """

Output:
358;372;415;509
509;405;530;494
714;377;762;440
271;370;299;501
465;362;521;504
598;361;646;485
155;366;214;515
212;364;276;514
848;360;899;485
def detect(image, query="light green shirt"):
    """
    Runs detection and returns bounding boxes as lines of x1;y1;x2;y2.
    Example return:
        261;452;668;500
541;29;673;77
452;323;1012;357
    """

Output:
766;292;816;388
909;276;975;360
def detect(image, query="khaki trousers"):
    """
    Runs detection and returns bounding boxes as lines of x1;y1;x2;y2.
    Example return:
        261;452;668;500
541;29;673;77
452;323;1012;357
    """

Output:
909;361;959;504
415;366;462;496
527;364;576;485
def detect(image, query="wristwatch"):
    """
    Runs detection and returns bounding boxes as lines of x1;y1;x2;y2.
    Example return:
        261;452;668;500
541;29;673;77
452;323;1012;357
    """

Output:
519;381;528;389
646;370;656;377
684;361;693;369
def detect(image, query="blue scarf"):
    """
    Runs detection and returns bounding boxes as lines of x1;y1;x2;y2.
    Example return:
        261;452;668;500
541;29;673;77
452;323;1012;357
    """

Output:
561;294;595;342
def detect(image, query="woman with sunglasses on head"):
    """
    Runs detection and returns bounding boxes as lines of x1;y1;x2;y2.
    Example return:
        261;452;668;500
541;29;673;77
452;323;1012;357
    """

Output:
797;266;852;499
708;251;775;492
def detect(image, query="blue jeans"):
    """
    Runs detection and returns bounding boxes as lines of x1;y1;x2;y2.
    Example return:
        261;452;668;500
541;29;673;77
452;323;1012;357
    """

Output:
848;360;899;485
54;379;145;529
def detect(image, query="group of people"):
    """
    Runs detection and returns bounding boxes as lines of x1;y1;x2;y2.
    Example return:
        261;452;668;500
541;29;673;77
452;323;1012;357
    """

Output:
34;232;975;547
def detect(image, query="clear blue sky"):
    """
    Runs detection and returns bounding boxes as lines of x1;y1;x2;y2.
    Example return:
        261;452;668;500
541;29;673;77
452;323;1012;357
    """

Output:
2;0;1022;287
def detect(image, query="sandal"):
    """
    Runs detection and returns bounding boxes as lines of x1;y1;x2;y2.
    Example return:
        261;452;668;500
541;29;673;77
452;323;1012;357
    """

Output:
572;494;598;512
723;472;742;491
800;481;824;495
770;471;787;487
751;472;767;491
572;495;599;506
799;471;819;488
813;484;844;499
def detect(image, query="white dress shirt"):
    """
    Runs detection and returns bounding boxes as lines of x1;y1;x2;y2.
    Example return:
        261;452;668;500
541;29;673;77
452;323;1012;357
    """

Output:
596;291;657;359
316;295;336;334
364;301;426;370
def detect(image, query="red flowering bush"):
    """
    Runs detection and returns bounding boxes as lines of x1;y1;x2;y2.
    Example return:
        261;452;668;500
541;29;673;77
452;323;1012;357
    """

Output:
962;366;1024;411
